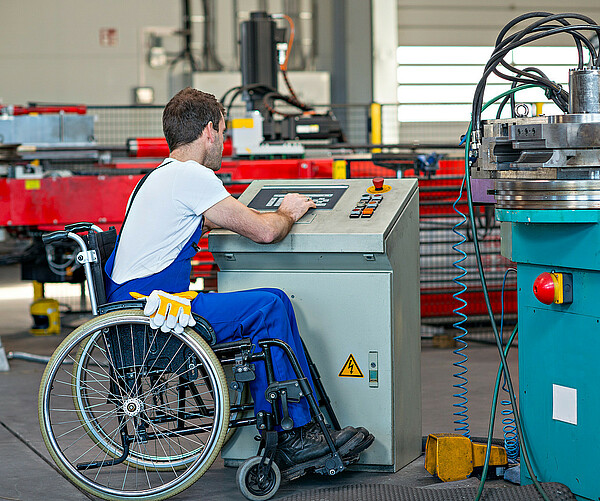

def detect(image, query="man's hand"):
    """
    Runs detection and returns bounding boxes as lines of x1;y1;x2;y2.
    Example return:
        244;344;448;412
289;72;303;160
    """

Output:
130;290;198;334
203;194;316;244
277;193;316;222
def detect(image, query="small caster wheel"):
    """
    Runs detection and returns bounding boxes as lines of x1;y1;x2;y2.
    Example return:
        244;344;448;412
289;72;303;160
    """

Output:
236;456;281;501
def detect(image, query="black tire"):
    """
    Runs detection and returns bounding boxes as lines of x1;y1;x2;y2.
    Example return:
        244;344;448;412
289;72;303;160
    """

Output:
236;456;281;501
39;309;230;501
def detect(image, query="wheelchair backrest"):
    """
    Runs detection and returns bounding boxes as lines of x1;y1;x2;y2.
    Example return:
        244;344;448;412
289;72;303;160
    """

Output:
85;227;117;307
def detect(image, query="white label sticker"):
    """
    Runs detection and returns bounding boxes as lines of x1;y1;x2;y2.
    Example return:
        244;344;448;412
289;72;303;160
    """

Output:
296;124;320;134
552;384;577;425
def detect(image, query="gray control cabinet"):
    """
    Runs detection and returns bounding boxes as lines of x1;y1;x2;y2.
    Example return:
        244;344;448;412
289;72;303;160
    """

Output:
209;179;421;472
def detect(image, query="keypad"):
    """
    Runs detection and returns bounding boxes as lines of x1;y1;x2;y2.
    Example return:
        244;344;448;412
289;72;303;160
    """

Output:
349;193;383;218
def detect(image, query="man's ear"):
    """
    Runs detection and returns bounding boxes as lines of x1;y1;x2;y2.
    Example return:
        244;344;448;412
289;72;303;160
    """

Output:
204;121;215;142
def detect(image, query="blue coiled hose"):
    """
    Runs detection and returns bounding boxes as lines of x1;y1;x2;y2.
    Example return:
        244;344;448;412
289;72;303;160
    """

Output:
459;83;549;501
451;169;471;437
500;268;519;463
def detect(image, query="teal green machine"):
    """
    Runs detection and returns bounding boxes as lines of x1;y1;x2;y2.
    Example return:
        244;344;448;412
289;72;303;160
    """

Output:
471;65;600;500
498;208;600;501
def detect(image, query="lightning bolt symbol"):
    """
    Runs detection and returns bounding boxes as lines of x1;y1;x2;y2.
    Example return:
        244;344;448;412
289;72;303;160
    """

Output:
348;360;354;374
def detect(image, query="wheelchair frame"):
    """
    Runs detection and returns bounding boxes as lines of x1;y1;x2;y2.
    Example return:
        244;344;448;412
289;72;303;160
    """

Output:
38;223;347;501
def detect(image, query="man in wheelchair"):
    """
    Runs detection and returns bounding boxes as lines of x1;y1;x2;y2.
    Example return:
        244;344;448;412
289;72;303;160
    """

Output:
104;87;373;479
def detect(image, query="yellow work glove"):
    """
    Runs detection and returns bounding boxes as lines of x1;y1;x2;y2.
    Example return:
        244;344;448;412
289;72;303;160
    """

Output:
130;290;198;334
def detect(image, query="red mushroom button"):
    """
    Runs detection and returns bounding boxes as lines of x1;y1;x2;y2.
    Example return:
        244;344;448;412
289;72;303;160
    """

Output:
533;272;557;305
373;177;384;191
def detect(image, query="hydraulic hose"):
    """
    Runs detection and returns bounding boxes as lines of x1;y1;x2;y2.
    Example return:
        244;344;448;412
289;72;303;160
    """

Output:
475;324;518;501
464;85;551;501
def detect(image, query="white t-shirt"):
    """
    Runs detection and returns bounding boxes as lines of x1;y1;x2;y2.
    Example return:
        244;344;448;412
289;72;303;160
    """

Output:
110;159;229;284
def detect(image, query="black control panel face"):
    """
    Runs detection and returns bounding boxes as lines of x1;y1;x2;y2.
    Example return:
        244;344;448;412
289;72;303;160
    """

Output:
248;185;348;210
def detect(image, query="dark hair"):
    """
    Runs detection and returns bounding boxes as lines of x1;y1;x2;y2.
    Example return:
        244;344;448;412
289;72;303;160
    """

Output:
162;87;225;151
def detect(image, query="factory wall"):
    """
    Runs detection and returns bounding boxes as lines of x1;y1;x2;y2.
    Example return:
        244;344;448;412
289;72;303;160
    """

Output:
0;0;372;107
3;1;600;140
0;0;180;105
0;0;362;108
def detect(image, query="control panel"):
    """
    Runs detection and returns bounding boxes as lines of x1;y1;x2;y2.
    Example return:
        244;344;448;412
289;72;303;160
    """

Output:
211;178;418;256
350;192;384;218
210;178;422;472
248;185;347;210
247;178;391;220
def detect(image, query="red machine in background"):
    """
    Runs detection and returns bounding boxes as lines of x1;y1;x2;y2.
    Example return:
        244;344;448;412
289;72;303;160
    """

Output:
0;139;515;324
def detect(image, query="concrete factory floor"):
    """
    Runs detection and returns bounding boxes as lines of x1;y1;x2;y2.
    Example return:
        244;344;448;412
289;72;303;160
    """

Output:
0;264;522;501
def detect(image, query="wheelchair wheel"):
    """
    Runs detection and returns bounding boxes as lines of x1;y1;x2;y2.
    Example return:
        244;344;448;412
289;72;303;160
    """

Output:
72;322;248;457
236;456;281;501
39;309;230;501
71;329;219;471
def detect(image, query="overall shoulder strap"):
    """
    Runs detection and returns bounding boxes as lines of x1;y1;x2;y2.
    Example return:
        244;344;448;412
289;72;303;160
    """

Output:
120;159;173;234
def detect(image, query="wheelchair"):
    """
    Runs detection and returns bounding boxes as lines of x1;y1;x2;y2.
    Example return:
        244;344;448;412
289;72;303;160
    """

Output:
38;223;354;501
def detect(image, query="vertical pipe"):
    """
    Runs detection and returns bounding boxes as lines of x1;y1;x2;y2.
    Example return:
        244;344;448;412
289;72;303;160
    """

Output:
59;111;64;142
535;102;544;116
233;0;240;69
182;0;198;71
331;0;347;105
370;102;382;152
33;281;45;301
332;159;348;179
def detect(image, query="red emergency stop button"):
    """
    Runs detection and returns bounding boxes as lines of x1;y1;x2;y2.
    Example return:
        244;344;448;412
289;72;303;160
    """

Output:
533;272;556;304
367;177;392;194
533;272;573;305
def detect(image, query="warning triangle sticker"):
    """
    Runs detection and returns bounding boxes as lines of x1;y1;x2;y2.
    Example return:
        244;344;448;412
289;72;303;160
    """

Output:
338;354;364;378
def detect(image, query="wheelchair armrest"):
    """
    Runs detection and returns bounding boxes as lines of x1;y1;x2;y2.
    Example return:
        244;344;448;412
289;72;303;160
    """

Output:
191;313;217;346
42;230;69;245
64;222;96;233
97;300;146;315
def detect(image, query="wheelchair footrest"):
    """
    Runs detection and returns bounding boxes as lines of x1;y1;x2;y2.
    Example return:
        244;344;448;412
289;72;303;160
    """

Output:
280;452;349;482
313;453;345;477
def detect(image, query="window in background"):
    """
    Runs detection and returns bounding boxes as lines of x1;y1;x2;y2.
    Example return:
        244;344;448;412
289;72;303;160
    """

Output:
397;46;582;122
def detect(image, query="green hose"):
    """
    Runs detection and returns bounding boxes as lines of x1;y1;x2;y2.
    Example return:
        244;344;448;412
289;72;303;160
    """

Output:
464;85;551;501
475;325;518;500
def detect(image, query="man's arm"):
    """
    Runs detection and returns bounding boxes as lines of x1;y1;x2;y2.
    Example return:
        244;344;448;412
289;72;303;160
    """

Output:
203;193;316;244
202;216;221;236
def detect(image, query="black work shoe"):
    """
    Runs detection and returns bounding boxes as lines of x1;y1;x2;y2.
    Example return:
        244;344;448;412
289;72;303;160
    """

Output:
305;421;361;449
305;421;370;459
344;426;375;457
275;423;364;481
275;424;331;470
309;422;375;456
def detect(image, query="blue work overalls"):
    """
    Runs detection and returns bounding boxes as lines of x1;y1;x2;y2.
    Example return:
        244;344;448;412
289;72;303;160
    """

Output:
105;217;315;429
